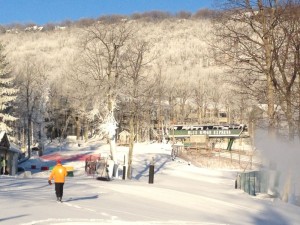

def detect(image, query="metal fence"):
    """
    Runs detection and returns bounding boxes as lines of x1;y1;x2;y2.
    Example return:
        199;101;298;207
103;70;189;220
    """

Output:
236;170;280;196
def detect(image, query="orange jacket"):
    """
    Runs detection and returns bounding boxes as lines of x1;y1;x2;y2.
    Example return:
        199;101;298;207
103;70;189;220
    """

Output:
49;164;67;183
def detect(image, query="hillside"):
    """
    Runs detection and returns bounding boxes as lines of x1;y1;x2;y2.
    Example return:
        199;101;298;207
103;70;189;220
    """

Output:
0;18;223;83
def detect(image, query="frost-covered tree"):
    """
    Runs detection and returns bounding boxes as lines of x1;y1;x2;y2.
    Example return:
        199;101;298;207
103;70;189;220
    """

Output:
73;21;134;163
0;43;18;136
0;17;236;143
15;59;49;157
211;0;300;141
122;39;152;179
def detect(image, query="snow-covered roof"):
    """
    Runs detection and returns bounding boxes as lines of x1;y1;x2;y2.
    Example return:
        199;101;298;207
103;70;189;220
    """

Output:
119;130;130;136
0;130;5;140
0;130;10;150
0;131;21;153
9;143;22;154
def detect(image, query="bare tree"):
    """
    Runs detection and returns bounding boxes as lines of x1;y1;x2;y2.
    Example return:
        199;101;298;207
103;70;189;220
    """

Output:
152;65;168;141
15;60;48;158
270;4;300;140
211;0;295;138
175;79;193;124
122;39;152;179
46;74;87;142
75;21;134;163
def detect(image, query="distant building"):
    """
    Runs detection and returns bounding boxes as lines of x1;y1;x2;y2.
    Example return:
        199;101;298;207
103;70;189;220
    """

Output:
118;130;130;145
0;131;21;175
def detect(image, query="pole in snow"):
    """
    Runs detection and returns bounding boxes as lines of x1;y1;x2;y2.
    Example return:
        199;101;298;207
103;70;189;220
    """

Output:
148;157;155;184
122;165;126;180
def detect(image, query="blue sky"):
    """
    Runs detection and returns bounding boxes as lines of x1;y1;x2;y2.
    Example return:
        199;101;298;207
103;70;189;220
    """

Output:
0;0;215;25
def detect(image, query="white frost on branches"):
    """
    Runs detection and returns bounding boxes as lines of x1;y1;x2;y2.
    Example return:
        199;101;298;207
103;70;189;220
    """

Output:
0;43;18;134
100;112;118;138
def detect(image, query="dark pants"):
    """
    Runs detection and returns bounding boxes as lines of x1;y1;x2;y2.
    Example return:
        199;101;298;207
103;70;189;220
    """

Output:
55;183;64;199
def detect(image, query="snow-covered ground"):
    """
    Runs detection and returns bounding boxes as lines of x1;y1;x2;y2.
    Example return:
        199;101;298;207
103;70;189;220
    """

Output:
1;138;300;225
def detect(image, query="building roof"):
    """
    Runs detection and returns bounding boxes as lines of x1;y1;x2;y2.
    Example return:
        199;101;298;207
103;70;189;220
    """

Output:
0;131;10;150
0;131;21;154
119;130;130;136
9;143;22;154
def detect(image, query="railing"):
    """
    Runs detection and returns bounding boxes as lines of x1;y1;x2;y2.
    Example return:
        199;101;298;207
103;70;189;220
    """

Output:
236;170;280;196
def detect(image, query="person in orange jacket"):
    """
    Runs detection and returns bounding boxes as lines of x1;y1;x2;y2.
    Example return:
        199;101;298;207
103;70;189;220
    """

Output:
48;159;67;202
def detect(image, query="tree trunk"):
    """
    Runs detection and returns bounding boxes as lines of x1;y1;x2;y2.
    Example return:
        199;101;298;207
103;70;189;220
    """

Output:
107;96;117;163
127;110;135;179
27;115;31;158
197;106;202;124
261;4;276;138
299;74;300;140
286;91;295;141
267;73;276;138
76;117;81;140
84;119;88;141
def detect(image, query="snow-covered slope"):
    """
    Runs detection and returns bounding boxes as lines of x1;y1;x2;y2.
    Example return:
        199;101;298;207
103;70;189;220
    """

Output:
1;139;300;225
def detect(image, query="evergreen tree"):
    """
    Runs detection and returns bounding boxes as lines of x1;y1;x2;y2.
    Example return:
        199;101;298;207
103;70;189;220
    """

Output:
0;43;18;135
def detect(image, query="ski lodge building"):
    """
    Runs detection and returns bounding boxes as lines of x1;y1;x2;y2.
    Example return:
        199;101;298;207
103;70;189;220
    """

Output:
0;131;21;175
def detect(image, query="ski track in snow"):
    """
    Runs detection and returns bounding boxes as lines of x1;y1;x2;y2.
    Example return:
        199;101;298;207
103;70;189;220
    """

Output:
18;218;230;225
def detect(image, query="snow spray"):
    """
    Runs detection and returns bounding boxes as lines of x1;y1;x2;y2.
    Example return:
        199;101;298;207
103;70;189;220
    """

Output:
254;129;300;205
